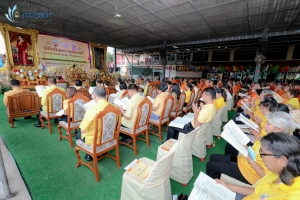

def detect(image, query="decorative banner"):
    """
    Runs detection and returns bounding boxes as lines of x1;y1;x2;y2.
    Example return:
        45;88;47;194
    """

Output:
175;71;202;78
37;33;91;73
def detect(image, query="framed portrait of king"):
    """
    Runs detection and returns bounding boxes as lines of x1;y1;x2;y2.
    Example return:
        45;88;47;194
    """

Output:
0;22;39;69
90;42;107;70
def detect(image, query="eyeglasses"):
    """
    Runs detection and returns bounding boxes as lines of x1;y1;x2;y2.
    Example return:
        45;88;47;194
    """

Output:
259;149;280;158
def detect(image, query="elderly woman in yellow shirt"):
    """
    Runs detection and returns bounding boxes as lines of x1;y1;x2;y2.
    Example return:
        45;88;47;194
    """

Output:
207;111;296;187
216;132;300;200
213;88;227;110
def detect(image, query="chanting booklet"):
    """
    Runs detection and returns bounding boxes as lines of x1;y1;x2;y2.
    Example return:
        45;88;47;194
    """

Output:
114;99;127;110
76;100;96;111
238;114;259;132
35;85;50;97
189;172;236;200
168;117;189;129
126;159;152;180
161;139;177;151
241;100;251;112
221;120;250;157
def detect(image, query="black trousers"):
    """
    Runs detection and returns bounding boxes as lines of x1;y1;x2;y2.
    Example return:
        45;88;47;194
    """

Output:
166;122;194;140
206;154;251;185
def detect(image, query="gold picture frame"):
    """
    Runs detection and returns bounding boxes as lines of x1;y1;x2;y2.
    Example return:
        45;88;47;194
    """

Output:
0;22;39;70
90;42;107;70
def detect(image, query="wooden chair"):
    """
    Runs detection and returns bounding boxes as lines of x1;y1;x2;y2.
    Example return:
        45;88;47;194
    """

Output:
56;83;68;91
170;91;186;119
149;95;174;141
150;86;157;99
77;87;91;100
74;104;122;182
122;90;128;98
182;90;195;115
57;93;89;147
40;88;66;134
119;98;152;155
146;85;153;96
6;91;40;128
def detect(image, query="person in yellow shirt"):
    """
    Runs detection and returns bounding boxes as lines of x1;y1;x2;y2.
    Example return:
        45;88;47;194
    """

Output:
215;132;300;200
150;84;168;120
3;79;27;106
119;84;144;143
76;86;109;161
286;90;300;109
213;88;227;110
59;87;77;123
207;111;296;186
34;77;65;127
184;83;193;106
166;87;216;140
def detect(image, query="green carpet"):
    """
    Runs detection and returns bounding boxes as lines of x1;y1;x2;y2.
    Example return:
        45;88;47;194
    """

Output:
0;93;235;200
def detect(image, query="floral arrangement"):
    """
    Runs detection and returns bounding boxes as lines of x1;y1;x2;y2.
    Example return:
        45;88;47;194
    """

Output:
46;66;58;76
0;70;12;93
67;64;85;74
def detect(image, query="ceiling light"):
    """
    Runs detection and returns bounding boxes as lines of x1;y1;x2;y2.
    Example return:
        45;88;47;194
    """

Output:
218;46;220;48
225;46;227;48
173;46;178;48
186;49;189;51
114;13;121;17
197;49;201;50
16;27;22;29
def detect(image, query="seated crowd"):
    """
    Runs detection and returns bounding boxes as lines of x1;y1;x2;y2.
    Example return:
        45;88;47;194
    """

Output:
3;76;300;199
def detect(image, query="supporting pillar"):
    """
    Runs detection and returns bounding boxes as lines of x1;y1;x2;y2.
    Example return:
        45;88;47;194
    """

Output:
254;63;261;82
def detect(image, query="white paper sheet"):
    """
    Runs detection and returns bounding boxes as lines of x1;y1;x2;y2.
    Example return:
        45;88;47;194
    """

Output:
238;114;259;132
168;117;189;129
189;172;236;200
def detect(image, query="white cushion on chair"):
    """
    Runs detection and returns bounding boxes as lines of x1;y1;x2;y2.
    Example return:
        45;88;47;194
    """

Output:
58;121;81;128
40;111;57;118
149;117;169;124
183;107;187;110
120;125;147;134
76;139;116;153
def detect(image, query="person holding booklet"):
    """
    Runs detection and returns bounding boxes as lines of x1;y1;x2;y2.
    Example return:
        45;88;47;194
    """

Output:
166;87;216;140
215;133;300;200
150;84;168;120
114;81;127;100
207;111;296;187
76;86;109;161
59;87;77;123
119;84;144;143
34;77;65;128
